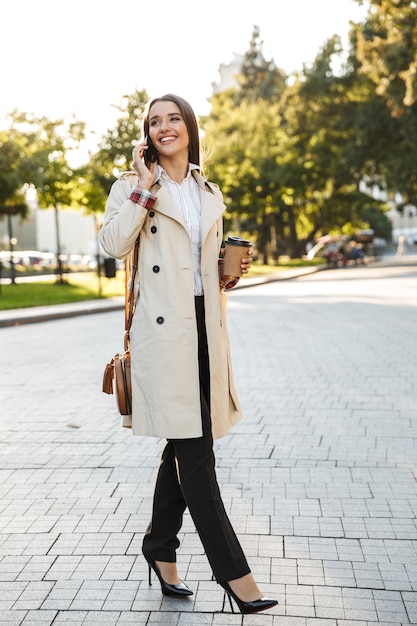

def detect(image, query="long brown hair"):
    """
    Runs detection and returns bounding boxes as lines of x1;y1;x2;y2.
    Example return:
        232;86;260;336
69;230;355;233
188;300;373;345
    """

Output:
143;94;201;167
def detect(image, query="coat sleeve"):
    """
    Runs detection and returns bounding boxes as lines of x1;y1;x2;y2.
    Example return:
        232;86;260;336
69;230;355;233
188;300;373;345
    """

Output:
214;214;240;290
99;173;150;260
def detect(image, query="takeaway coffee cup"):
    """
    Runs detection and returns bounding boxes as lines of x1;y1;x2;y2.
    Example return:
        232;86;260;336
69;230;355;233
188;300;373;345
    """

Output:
222;236;252;278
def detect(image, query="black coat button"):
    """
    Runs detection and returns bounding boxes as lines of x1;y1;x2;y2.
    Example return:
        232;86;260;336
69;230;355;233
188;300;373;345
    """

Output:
149;211;155;217
156;317;164;324
152;265;160;273
151;225;157;233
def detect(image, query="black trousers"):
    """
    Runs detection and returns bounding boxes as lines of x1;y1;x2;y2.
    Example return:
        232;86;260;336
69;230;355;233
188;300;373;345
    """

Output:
142;296;250;583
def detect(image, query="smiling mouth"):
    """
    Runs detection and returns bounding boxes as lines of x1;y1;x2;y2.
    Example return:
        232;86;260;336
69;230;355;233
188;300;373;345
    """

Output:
160;136;176;144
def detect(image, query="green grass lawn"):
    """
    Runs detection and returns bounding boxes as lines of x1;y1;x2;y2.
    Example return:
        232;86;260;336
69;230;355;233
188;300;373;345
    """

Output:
0;272;125;310
0;259;325;310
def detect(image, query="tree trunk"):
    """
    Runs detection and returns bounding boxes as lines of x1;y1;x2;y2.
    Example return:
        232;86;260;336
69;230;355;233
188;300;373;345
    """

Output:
259;210;271;264
54;204;65;284
286;206;301;258
7;213;16;285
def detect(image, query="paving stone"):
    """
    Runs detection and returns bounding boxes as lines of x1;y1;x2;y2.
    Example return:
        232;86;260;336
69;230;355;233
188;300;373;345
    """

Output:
19;610;58;624
353;570;384;590
342;587;377;621
116;613;151;625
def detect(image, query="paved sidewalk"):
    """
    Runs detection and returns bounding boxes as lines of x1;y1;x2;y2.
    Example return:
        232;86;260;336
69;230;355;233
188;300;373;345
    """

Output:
0;255;416;625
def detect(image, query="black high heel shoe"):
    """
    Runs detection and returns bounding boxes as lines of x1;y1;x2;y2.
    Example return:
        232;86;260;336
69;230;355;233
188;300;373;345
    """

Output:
219;581;278;614
146;557;193;597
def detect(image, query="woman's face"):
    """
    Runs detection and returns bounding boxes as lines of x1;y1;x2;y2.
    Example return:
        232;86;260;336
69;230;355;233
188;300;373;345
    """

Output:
148;100;189;162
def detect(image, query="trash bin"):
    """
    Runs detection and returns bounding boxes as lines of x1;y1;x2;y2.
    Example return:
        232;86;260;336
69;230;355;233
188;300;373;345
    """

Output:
103;257;116;278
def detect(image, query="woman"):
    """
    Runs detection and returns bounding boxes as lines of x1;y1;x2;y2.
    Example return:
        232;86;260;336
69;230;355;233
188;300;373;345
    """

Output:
99;94;277;615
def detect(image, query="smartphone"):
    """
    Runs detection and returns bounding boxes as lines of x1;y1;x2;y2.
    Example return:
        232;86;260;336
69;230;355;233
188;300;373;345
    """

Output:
143;135;158;167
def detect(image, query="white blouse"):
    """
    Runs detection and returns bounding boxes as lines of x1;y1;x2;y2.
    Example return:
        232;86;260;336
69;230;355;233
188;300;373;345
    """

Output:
159;164;203;295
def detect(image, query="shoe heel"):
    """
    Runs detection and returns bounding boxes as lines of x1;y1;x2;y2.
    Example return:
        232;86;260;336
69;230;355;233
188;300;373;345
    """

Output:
143;556;193;597
218;581;278;615
223;590;234;613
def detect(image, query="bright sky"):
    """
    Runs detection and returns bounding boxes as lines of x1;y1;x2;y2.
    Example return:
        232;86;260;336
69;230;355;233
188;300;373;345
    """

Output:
1;0;367;147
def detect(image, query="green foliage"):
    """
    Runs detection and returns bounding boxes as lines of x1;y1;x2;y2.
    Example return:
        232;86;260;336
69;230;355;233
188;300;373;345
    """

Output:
202;26;289;264
0;127;32;219
1;112;89;282
1;111;88;212
355;0;417;112
203;20;403;257
352;0;417;203
90;88;150;199
204;31;392;260
361;204;393;240
203;92;286;262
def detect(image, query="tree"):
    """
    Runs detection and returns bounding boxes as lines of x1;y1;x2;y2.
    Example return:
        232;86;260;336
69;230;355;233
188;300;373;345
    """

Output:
7;111;86;283
89;88;150;200
77;88;149;288
354;0;417;113
204;22;396;259
202;26;293;263
351;0;417;203
278;33;394;251
0;125;35;283
203;90;287;263
0;135;27;211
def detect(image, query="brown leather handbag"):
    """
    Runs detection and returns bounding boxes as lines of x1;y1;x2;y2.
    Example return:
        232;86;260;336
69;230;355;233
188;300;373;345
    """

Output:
102;238;139;416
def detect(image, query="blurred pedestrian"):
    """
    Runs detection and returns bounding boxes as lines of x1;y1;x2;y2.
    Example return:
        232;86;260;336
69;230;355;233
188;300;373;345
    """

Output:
397;235;406;256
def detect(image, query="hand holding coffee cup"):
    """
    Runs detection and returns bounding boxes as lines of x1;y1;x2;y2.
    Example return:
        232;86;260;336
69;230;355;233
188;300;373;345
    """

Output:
222;236;252;279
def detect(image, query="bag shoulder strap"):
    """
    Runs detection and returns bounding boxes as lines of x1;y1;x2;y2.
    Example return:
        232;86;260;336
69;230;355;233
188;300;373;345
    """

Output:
124;237;139;342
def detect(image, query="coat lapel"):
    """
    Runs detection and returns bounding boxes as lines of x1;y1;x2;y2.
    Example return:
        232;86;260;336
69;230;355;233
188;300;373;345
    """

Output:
195;174;225;243
151;170;225;239
152;182;185;226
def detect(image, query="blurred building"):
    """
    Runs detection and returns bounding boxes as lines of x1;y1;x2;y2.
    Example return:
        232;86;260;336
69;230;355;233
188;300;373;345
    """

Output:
385;203;417;245
0;201;98;257
211;54;244;95
359;182;417;245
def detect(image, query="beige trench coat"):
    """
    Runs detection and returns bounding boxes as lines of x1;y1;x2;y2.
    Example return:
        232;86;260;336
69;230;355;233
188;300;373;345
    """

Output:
99;169;243;440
